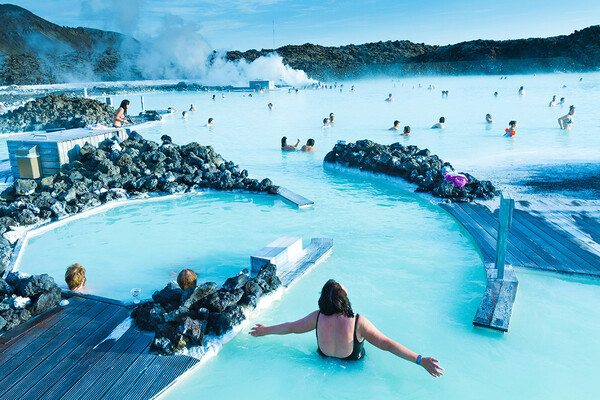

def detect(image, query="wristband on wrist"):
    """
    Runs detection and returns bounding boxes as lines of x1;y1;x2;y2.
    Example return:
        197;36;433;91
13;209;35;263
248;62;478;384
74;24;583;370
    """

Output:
416;355;422;365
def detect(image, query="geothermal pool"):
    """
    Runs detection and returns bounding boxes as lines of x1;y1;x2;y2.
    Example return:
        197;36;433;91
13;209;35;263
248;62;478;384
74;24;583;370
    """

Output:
9;72;600;399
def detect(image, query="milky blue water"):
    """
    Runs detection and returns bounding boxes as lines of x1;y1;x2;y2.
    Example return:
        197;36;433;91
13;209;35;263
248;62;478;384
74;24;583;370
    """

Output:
9;72;600;399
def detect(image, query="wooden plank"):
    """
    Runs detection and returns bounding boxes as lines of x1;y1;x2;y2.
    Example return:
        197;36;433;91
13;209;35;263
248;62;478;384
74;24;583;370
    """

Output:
469;204;558;270
0;299;95;369
473;276;518;332
440;203;499;264
124;355;199;400
572;213;600;248
504;212;585;275
0;301;109;396
278;187;314;208
31;309;132;400
3;305;128;400
0;302;72;346
515;210;600;274
60;330;153;400
459;204;530;268
99;351;158;399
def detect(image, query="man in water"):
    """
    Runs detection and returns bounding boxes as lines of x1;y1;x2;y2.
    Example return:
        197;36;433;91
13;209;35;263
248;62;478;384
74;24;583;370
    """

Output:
177;269;197;290
549;95;557;107
385;93;394;102
389;120;401;131
494;91;498;97
432;117;445;129
486;114;494;123
518;86;525;95
189;104;196;111
402;126;411;137
558;106;575;129
182;111;188;119
323;118;331;128
206;117;214;127
301;139;316;152
268;103;273;110
65;263;86;292
329;113;335;123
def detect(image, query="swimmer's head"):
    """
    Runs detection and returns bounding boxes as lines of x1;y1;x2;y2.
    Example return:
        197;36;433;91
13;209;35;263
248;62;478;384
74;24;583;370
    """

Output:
307;138;315;147
281;136;287;147
208;117;214;125
393;120;400;127
318;279;354;318
323;118;329;124
330;113;334;118
65;263;86;291
509;120;517;127
182;111;188;118
177;269;197;291
439;117;445;123
388;93;392;97
404;126;410;134
119;100;130;110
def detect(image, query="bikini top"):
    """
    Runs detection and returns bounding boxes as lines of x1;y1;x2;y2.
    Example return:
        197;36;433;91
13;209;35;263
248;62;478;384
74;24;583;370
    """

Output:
316;312;365;361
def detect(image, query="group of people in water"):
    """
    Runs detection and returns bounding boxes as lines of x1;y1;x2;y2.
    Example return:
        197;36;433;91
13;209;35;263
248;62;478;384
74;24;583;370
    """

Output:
385;84;577;138
65;264;444;375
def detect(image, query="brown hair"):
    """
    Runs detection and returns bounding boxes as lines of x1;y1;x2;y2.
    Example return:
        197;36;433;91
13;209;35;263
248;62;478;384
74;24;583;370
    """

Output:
65;263;86;290
177;269;197;290
318;279;354;317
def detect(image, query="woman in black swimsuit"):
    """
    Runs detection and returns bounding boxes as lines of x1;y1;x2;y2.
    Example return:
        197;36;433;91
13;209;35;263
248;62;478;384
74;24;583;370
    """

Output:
249;279;444;377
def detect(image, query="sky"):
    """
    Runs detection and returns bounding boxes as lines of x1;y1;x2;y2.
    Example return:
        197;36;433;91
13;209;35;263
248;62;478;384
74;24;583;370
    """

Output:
8;0;600;51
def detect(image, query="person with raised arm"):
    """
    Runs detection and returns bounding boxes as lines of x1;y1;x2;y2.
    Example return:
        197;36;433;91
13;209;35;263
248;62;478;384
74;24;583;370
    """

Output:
250;279;444;377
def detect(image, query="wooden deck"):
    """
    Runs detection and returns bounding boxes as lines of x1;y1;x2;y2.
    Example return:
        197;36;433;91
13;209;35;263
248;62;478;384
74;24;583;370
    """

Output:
441;202;600;278
0;297;199;400
0;236;333;399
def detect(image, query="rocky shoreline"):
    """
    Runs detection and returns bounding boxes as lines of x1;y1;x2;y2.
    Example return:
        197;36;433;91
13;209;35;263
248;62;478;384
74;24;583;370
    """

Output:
132;263;281;355
0;272;61;332
324;140;498;202
0;132;279;280
0;94;115;133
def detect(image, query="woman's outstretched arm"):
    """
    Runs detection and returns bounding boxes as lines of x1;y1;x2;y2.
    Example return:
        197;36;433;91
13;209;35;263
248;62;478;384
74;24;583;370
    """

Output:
359;316;444;377
249;310;319;337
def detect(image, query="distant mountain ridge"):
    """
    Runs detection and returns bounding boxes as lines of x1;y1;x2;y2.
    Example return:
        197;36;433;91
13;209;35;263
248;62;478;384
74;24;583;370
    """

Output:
227;26;600;78
0;3;599;85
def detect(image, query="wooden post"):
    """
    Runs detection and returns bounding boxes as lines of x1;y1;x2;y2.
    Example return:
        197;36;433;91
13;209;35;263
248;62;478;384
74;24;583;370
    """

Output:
140;95;145;112
495;192;514;279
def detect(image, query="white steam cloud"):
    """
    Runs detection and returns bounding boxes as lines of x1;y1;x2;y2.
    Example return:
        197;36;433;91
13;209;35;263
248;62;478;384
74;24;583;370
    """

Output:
76;2;315;86
134;14;315;87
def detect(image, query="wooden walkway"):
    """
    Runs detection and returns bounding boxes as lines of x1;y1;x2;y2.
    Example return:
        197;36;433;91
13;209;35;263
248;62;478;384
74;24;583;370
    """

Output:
0;297;199;400
0;236;333;399
441;202;600;278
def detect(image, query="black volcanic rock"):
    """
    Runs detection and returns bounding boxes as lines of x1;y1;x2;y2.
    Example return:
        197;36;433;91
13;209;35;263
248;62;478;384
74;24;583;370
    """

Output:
0;94;115;133
227;26;600;79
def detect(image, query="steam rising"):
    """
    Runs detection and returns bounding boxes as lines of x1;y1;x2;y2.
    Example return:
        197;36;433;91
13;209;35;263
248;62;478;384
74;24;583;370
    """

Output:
134;14;315;86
